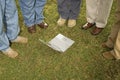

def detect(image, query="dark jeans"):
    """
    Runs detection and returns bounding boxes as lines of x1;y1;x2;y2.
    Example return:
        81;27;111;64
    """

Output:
57;0;81;19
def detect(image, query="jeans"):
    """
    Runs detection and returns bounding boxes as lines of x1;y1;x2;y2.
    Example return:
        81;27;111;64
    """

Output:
57;0;81;19
0;0;20;51
19;0;47;27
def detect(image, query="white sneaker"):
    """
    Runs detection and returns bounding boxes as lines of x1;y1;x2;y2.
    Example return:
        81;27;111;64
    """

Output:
12;36;28;44
2;48;18;58
57;17;66;26
68;19;76;27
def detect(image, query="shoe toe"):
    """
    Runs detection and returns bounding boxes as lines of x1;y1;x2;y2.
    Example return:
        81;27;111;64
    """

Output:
91;27;103;35
57;18;66;26
82;23;95;30
68;20;76;27
28;25;36;33
38;22;48;29
102;51;115;59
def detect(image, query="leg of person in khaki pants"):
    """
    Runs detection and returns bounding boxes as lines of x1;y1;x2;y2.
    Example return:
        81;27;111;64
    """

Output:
102;0;120;49
103;0;120;60
113;30;120;59
103;30;120;60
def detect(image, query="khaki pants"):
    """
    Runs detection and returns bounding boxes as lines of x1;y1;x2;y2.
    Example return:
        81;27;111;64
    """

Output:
111;0;120;59
86;0;113;28
113;30;120;59
105;0;120;48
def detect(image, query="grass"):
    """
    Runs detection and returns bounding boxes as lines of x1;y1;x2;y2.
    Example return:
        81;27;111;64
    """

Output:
0;0;120;80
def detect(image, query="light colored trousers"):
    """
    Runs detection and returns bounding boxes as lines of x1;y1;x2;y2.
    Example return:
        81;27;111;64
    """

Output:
86;0;113;28
0;0;20;51
105;0;120;49
111;0;120;59
19;0;46;27
113;30;120;59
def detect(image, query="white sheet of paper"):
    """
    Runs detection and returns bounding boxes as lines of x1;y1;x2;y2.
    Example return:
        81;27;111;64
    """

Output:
39;34;75;52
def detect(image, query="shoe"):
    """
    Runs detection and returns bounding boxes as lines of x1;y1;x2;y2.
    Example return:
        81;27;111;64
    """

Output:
28;25;36;33
102;51;115;59
81;22;95;30
57;17;66;26
91;26;103;35
101;43;113;49
12;36;28;44
37;22;48;29
2;48;18;58
68;19;76;27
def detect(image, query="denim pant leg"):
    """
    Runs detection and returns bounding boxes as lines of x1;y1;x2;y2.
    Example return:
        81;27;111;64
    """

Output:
35;0;46;24
5;0;20;41
0;0;9;51
57;0;71;19
69;0;81;19
19;0;35;27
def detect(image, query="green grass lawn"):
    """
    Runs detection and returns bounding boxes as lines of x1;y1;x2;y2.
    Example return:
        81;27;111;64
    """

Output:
0;0;120;80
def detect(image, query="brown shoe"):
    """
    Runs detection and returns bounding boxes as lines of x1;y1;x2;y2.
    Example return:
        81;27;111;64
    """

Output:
37;22;48;29
101;43;113;49
102;51;115;60
81;22;95;30
28;25;36;33
91;26;103;35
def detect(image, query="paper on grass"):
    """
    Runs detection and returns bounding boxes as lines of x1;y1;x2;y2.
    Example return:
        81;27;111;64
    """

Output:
39;34;75;52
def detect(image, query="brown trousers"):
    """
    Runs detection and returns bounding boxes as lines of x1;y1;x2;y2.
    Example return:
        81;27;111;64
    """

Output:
110;0;120;59
105;0;120;49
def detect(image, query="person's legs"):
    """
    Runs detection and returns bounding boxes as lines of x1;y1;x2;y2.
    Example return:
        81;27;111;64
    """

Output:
57;0;70;19
69;0;81;19
86;0;97;24
19;0;35;27
102;0;120;60
35;0;48;29
82;0;97;29
103;22;120;49
19;0;36;33
113;29;120;59
67;0;81;27
35;0;46;24
91;0;113;35
103;0;120;48
4;0;20;41
0;0;18;58
5;0;27;43
57;0;70;26
0;0;10;51
95;0;113;28
103;30;120;60
1;0;27;58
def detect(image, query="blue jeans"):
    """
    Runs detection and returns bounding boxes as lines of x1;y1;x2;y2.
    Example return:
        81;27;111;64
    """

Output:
0;0;20;51
19;0;47;27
